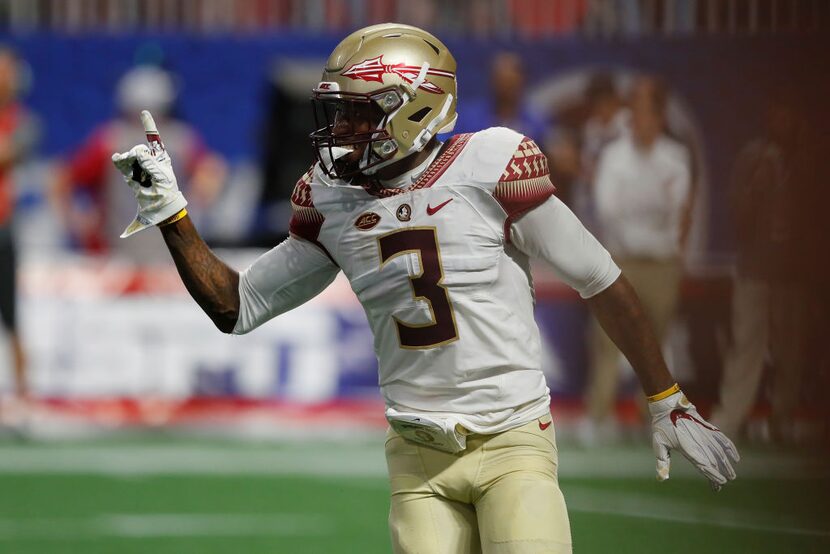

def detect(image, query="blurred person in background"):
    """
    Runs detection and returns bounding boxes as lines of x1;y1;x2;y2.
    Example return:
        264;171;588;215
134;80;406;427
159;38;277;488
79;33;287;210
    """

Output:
110;24;737;552
583;76;692;443
711;88;813;444
50;65;227;262
544;128;581;207
0;47;39;426
574;72;627;229
580;73;626;185
455;51;547;142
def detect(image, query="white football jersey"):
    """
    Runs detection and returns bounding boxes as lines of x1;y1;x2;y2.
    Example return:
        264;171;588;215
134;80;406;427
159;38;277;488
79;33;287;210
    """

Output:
288;127;556;432
235;126;619;433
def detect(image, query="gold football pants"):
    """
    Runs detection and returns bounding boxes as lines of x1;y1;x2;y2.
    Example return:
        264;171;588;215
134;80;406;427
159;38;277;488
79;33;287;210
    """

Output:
385;414;572;554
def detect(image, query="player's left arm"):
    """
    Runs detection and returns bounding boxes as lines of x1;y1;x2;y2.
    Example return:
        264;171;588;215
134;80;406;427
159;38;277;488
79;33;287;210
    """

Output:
512;197;739;489
506;138;738;490
590;276;739;490
509;197;671;395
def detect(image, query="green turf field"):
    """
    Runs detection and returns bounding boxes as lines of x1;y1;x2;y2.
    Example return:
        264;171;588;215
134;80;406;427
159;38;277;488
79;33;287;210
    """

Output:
1;438;828;553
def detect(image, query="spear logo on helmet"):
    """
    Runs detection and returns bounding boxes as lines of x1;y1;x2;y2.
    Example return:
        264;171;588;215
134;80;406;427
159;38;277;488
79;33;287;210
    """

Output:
341;55;455;94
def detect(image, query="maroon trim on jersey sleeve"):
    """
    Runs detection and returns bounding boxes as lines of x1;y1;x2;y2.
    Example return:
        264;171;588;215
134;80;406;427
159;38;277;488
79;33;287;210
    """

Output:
362;133;473;198
494;137;556;242
288;166;337;264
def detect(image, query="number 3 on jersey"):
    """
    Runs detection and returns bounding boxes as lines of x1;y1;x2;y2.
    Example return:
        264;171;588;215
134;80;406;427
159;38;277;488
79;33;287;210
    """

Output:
378;228;459;349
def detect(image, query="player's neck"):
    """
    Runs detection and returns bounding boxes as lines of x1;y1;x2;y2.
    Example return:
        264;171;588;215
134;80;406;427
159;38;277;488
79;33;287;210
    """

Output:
376;141;442;190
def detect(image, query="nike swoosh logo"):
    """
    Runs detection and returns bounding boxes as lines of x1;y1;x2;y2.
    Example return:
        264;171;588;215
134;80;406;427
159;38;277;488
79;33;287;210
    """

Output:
670;410;719;432
426;198;453;216
539;420;552;431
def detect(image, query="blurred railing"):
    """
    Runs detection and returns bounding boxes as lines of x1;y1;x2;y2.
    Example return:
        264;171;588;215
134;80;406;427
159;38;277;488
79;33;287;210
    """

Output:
0;0;825;37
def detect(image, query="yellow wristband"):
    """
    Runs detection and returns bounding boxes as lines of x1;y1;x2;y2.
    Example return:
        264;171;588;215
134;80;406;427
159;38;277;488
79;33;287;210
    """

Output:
647;383;680;403
157;208;187;227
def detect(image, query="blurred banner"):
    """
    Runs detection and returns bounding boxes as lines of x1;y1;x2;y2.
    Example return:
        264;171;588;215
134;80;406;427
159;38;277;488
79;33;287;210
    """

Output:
10;254;726;405
17;253;376;402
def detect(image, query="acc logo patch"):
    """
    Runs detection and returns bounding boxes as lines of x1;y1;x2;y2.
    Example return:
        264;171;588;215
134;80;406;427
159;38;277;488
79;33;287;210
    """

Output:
396;204;412;222
355;212;381;231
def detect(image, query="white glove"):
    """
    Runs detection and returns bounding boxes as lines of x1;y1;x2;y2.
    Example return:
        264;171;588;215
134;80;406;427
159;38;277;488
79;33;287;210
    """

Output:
111;110;187;237
649;388;740;490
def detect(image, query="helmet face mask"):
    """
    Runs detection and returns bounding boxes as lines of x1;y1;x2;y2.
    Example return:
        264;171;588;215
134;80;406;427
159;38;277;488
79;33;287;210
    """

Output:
311;87;402;179
310;23;458;180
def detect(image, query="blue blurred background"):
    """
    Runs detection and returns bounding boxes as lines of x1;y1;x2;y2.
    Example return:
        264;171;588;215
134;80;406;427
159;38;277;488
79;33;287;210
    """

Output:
0;0;827;446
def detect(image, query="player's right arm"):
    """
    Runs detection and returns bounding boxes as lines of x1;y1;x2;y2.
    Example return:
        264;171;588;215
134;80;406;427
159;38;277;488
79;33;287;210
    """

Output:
232;235;338;334
159;218;338;334
159;215;240;333
113;111;338;334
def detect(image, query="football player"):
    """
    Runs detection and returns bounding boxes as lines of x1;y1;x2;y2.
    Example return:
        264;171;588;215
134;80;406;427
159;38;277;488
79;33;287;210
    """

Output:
112;24;739;554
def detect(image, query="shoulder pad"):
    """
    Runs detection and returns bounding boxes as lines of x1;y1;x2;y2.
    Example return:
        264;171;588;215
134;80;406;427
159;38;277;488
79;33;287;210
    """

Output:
310;162;341;187
493;135;556;238
498;135;550;184
474;126;525;145
455;127;526;188
289;165;325;242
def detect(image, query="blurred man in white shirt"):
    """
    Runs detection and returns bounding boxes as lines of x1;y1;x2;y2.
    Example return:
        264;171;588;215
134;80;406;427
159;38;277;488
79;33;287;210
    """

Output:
574;73;628;232
586;77;692;439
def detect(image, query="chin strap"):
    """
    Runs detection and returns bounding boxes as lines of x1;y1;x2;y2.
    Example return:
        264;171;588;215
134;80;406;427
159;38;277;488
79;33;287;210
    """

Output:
413;93;454;151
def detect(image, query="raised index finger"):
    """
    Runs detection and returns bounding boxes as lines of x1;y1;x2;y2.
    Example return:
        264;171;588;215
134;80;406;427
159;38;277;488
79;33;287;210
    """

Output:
140;110;164;152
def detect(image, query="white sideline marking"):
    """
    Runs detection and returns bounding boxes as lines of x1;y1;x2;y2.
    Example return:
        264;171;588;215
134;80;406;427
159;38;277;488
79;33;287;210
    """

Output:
0;444;823;480
0;444;388;476
0;513;330;540
565;486;830;538
334;481;830;539
572;505;830;538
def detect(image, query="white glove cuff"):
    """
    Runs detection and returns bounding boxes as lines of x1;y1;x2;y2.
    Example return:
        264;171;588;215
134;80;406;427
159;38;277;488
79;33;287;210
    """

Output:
121;192;188;238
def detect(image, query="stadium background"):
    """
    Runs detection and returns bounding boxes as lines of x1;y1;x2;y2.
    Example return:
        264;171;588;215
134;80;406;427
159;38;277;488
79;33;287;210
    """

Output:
1;1;829;552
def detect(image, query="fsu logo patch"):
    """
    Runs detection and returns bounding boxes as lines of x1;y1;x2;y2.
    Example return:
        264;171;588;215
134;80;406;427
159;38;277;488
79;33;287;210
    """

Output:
355;212;381;231
396;204;412;222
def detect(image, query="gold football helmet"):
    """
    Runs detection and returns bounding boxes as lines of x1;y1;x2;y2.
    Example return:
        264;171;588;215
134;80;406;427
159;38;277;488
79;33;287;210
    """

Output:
311;23;457;179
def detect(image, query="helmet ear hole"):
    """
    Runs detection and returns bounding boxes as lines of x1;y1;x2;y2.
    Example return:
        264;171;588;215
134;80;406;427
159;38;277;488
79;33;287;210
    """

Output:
408;107;432;123
422;40;440;55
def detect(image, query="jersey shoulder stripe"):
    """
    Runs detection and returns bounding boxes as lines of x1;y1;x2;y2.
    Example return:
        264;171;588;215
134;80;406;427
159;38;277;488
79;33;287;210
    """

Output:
493;136;556;240
289;165;322;238
288;165;336;263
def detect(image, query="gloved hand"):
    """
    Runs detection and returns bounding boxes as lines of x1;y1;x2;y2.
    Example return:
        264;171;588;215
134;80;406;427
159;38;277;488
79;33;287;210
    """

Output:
649;386;740;490
111;110;187;237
